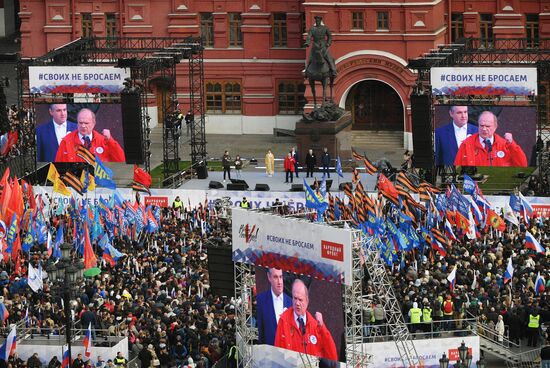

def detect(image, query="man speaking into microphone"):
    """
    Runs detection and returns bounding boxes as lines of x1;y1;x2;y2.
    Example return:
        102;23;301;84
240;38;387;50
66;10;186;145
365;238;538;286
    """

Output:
454;111;527;167
274;279;337;361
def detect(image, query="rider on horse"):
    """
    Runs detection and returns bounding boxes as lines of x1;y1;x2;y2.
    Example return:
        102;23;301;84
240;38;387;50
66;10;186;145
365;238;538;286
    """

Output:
304;16;337;79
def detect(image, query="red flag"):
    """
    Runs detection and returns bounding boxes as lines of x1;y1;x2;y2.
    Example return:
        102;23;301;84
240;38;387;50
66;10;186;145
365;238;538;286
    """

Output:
8;177;24;221
378;174;399;199
20;179;36;211
0;131;18;156
83;222;97;269
0;175;12;223
11;232;21;261
0;167;9;188
487;209;506;231
133;165;152;187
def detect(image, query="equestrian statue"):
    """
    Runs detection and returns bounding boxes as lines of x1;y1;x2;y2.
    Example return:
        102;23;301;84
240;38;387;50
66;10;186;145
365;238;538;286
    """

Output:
303;16;344;122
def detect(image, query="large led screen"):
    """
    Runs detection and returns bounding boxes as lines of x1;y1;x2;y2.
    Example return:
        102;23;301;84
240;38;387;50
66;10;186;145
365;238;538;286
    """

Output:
254;267;345;364
35;103;126;163
434;105;536;167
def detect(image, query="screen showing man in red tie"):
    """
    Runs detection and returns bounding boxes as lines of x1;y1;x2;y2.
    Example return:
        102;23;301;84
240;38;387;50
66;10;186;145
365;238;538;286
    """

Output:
274;279;338;361
55;108;126;163
454;111;527;167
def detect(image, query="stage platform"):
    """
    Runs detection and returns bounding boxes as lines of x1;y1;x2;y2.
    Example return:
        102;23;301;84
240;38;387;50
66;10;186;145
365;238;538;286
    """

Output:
177;168;379;192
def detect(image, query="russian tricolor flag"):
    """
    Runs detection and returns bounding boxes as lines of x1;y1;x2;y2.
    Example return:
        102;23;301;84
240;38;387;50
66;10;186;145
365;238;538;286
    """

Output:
504;257;514;284
444;219;457;241
0;326;16;361
0;303;9;325
447;267;457;291
83;322;92;358
525;231;546;254
62;348;70;368
535;272;545;294
519;192;533;224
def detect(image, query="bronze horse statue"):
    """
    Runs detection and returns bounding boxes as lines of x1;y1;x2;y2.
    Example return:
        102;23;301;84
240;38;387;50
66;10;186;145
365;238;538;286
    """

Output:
305;45;335;108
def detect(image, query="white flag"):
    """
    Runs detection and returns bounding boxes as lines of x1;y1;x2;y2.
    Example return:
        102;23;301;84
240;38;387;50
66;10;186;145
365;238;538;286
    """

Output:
27;264;43;293
504;203;519;227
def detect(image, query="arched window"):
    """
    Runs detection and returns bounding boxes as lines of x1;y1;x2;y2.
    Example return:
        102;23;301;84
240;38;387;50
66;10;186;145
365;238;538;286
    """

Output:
206;81;242;114
278;81;305;114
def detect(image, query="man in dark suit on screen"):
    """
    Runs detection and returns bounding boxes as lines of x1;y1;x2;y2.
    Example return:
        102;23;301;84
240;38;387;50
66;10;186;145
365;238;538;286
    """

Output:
256;268;292;345
435;106;478;166
36;103;77;162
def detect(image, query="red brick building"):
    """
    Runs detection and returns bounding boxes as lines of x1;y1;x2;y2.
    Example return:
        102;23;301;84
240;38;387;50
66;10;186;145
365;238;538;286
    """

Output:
18;0;550;149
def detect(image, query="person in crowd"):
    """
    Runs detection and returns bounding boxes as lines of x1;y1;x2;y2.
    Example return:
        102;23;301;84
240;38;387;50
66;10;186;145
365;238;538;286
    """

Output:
495;314;505;342
274;279;337;360
265;149;275;177
240;197;249;209
305;149;316;178
234;155;243;179
541;337;550;368
435;106;477;166
454;111;527;167
48;356;61;368
36;103;77;162
55;108;126;162
284;152;296;183
256;268;292;345
222;150;232;182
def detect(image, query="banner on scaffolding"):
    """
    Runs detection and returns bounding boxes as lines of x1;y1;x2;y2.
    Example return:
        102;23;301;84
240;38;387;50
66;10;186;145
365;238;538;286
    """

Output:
231;208;354;285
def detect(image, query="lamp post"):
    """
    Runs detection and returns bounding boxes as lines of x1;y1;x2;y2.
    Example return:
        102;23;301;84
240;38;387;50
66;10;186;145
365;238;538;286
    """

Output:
46;243;85;364
439;353;449;368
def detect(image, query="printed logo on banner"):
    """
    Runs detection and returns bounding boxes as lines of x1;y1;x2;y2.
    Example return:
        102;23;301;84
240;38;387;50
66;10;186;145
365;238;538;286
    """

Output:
144;196;169;207
532;205;550;218
448;347;472;361
239;224;259;243
321;240;344;261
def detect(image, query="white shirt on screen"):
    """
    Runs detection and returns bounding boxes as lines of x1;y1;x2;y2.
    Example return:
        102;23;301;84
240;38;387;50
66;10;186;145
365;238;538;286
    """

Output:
78;132;93;145
294;311;306;328
54;122;68;145
479;136;494;149
453;123;468;148
271;289;284;323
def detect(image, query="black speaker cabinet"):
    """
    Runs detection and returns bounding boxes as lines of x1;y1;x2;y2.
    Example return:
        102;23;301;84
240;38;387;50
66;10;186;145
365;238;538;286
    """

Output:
290;184;304;192
410;94;434;169
209;181;223;189
255;183;270;191
227;183;247;190
121;92;144;163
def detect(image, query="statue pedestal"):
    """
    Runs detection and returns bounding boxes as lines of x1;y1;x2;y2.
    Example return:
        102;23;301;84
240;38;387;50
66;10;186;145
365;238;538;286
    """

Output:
295;112;352;166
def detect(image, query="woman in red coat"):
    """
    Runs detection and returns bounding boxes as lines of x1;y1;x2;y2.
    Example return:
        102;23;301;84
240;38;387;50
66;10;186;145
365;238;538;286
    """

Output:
283;152;296;183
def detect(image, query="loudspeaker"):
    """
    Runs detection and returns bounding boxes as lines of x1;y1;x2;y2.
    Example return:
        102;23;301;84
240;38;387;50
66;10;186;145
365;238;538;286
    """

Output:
410;94;433;169
255;183;270;191
339;182;352;191
117;57;137;68
206;245;234;297
209;181;223;189
290;184;303;192
230;179;249;189
121;92;144;163
227;183;247;190
196;164;208;179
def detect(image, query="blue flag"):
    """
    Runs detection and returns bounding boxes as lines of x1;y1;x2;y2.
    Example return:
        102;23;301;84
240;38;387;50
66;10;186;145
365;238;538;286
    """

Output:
336;156;344;178
509;194;521;212
94;155;116;189
304;179;328;212
462;174;476;195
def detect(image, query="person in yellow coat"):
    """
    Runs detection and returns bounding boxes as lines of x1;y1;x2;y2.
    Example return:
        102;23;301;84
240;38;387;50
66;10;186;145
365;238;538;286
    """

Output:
265;149;275;177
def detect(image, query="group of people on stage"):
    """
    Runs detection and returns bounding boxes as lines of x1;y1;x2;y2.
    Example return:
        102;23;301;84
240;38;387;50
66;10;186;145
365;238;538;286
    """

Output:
255;268;338;362
282;147;332;184
36;103;126;163
435;105;528;167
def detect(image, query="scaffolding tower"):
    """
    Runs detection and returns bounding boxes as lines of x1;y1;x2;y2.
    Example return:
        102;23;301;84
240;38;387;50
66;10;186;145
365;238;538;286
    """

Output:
362;237;420;367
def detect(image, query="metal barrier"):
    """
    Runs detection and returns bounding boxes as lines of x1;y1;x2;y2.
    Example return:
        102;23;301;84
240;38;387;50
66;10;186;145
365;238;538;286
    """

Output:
361;318;477;343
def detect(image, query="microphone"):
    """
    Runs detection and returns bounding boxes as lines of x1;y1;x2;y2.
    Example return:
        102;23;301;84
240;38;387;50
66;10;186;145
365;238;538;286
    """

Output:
485;139;492;152
485;139;493;166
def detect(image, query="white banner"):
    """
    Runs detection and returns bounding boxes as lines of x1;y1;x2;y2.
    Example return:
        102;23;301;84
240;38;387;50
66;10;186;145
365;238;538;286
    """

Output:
362;335;480;368
231;208;353;284
431;67;537;96
29;66;131;94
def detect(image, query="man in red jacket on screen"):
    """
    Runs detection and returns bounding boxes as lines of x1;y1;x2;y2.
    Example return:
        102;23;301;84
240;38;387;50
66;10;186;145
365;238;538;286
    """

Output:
55;108;126;163
274;279;338;361
454;111;527;167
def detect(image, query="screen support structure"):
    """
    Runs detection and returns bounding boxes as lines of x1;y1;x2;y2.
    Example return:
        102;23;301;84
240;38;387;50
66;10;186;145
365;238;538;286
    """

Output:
235;261;256;368
344;229;370;367
408;37;550;187
16;37;205;184
362;236;420;367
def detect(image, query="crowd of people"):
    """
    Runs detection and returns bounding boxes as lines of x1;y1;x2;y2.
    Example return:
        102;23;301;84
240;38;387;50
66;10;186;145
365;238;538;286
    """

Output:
0;105;33;164
0;195;238;368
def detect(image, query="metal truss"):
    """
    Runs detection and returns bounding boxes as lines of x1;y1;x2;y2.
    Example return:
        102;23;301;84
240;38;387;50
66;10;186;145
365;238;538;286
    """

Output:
234;262;256;368
17;36;204;181
362;237;419;367
344;229;370;367
187;42;207;168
